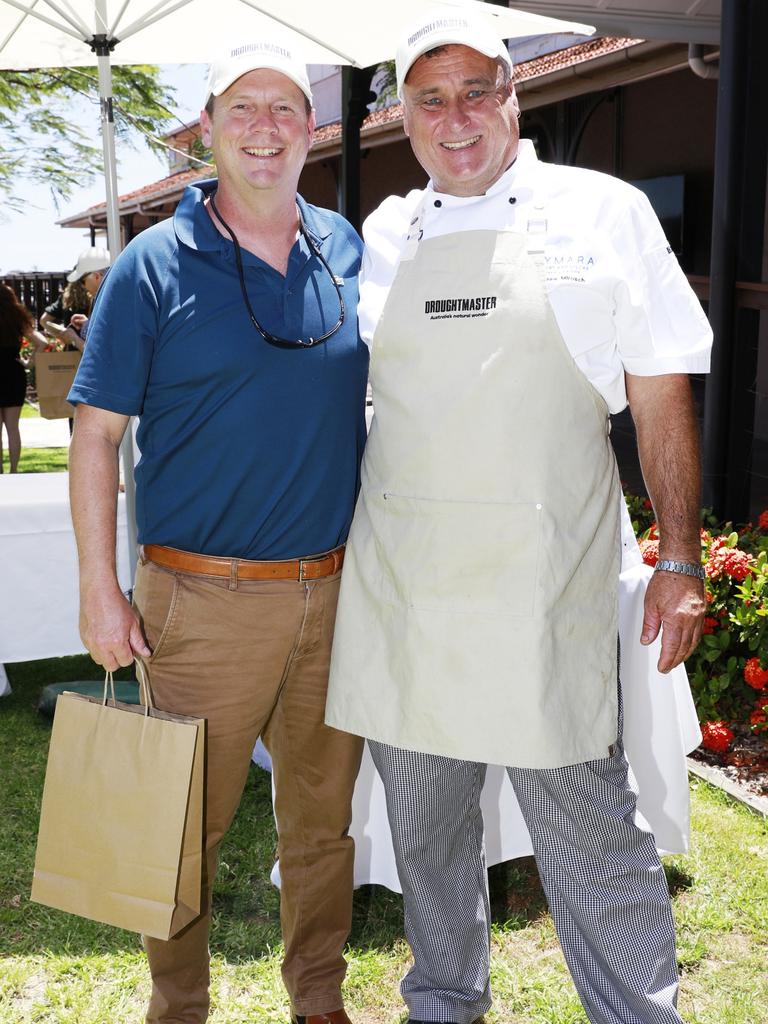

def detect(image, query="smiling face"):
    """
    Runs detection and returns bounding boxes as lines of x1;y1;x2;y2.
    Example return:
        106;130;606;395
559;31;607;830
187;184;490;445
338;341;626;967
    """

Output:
402;45;519;198
200;69;315;203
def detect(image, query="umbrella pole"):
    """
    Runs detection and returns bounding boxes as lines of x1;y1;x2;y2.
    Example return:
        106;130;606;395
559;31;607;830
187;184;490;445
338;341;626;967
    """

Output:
94;36;139;588
94;46;122;264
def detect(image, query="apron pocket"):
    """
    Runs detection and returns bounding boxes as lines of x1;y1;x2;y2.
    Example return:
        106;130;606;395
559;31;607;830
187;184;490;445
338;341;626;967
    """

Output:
376;492;542;617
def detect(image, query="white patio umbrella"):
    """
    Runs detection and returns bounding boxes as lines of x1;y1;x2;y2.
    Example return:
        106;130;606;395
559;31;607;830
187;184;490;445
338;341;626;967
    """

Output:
0;0;593;576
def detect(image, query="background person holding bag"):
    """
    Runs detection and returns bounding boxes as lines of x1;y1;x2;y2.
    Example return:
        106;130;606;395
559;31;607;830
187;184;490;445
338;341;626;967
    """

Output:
67;37;368;1024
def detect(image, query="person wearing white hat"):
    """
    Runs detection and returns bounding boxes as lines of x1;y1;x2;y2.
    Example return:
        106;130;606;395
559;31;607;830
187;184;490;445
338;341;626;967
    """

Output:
326;7;711;1024
68;33;368;1024
40;247;111;351
66;245;111;284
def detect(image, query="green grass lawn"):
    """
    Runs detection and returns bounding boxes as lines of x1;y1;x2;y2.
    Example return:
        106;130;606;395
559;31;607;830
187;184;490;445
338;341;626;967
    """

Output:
1;660;766;1024
1;447;68;474
21;403;39;419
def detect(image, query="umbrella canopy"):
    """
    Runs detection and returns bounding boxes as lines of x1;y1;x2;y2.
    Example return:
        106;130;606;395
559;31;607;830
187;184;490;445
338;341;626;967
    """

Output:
0;0;593;69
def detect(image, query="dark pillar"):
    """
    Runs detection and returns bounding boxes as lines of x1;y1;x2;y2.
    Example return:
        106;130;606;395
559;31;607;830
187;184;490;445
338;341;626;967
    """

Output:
339;66;376;232
702;0;768;519
554;100;568;164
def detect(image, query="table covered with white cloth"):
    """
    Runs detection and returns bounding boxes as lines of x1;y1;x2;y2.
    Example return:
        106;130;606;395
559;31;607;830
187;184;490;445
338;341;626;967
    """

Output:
0;473;131;663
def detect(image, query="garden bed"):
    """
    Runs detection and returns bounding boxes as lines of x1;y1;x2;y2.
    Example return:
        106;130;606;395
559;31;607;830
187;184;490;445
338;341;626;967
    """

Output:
690;726;768;803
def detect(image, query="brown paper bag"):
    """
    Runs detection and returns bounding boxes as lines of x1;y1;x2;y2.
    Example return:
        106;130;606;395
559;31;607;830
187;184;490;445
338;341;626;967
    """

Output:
35;350;81;419
31;674;205;940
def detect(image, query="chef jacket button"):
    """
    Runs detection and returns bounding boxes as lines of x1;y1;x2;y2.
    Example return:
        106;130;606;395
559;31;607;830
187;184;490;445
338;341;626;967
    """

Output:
509;196;517;204
434;199;442;208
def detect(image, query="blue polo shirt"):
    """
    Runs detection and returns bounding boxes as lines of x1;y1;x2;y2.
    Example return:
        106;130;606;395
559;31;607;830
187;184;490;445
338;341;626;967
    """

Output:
69;180;369;560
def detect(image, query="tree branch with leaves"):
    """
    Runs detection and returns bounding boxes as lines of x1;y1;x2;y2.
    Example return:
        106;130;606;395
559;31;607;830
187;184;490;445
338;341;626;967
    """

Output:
0;65;176;214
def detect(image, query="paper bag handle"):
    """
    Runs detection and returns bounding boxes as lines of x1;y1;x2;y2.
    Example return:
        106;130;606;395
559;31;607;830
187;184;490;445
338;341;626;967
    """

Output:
134;658;156;714
102;666;155;716
102;671;117;706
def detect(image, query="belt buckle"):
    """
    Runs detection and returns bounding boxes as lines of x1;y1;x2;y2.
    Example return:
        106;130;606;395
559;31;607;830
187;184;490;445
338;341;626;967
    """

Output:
298;558;308;582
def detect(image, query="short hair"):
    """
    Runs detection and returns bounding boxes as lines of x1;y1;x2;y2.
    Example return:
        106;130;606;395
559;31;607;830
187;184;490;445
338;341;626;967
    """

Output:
204;91;313;118
406;45;512;90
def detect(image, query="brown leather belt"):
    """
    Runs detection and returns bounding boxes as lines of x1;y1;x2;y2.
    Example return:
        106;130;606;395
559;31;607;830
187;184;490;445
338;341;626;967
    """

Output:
142;543;345;582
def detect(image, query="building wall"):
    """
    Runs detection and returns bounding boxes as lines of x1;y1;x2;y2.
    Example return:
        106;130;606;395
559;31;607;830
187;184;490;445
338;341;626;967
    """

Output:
299;138;427;225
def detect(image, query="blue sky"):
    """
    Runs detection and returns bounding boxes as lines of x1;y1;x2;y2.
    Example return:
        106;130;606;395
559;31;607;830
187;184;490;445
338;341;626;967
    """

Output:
0;64;207;275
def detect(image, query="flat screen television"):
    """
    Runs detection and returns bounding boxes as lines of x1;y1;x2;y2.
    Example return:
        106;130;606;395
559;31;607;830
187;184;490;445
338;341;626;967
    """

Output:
629;174;685;256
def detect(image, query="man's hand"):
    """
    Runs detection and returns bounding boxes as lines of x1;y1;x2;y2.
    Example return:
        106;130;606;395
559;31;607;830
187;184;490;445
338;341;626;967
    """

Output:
79;582;151;671
640;570;706;673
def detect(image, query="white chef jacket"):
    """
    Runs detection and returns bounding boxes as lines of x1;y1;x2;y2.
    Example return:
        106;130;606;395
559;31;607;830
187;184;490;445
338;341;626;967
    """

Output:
359;139;712;415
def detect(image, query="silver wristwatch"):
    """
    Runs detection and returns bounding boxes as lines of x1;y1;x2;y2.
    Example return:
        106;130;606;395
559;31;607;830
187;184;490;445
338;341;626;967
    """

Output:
654;558;706;580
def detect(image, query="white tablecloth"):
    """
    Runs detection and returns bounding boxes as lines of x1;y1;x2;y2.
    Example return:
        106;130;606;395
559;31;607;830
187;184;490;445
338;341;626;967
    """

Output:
0;473;130;663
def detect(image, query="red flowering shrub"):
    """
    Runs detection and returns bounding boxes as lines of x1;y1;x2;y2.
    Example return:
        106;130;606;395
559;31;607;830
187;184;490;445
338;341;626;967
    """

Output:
700;720;734;753
744;657;768;691
626;491;768;746
705;537;754;582
639;539;659;567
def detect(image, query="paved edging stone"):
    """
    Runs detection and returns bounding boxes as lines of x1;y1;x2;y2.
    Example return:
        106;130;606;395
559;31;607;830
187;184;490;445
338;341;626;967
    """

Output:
687;757;768;817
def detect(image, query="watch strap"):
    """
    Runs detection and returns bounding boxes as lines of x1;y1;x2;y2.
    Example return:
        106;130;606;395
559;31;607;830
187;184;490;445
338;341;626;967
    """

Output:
654;558;705;580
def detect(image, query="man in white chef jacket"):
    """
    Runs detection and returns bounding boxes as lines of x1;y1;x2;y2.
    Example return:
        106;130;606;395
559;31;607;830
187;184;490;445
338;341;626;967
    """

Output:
326;9;711;1024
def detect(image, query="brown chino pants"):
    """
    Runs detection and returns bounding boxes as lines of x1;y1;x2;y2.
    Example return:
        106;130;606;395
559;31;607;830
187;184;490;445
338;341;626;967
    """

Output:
132;556;363;1024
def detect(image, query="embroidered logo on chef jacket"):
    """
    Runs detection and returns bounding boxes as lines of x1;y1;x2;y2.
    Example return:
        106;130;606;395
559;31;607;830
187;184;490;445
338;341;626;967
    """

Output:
542;252;596;285
424;295;498;320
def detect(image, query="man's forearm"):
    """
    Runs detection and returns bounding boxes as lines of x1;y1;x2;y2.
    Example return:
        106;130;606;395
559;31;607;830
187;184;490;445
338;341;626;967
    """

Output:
69;406;150;669
627;373;702;561
69;417;122;590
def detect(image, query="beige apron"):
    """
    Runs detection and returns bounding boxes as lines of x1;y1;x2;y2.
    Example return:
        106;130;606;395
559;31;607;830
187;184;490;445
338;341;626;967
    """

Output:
326;200;622;768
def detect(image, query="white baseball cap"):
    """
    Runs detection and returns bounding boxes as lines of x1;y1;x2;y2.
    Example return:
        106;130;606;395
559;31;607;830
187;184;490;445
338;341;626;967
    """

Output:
396;7;513;96
67;247;110;283
205;38;313;107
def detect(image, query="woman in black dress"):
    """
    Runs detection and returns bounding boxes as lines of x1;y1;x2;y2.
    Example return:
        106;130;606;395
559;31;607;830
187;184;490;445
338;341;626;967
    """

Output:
0;285;45;473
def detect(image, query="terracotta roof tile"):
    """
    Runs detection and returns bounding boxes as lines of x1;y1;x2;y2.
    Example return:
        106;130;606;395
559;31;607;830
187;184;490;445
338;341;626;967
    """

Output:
74;166;213;215
514;35;642;82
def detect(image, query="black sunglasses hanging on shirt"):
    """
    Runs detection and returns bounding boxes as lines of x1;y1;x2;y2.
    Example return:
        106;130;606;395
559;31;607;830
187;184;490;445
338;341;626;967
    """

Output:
209;192;345;349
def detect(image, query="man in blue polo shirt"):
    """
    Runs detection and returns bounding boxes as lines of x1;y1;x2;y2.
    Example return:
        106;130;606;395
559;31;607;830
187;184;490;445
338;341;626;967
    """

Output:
68;39;368;1024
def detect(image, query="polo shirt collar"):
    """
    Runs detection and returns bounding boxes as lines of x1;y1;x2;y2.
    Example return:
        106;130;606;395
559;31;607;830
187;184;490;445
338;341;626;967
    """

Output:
174;179;333;254
297;195;333;249
173;178;220;251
